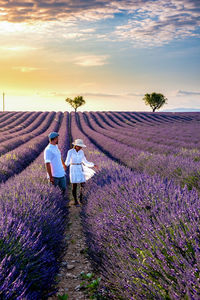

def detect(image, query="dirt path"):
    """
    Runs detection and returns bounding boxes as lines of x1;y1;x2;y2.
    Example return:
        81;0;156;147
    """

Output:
49;186;93;300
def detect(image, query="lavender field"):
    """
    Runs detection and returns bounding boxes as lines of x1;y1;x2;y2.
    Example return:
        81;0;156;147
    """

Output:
0;111;200;299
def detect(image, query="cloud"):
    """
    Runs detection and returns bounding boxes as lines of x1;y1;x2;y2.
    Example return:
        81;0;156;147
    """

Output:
0;0;199;47
126;92;144;97
73;55;109;66
176;90;200;96
0;45;37;51
12;66;43;72
113;0;200;47
0;0;117;22
44;91;143;99
81;92;121;98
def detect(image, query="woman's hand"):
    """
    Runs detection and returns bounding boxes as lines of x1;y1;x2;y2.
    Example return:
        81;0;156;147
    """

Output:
94;164;99;170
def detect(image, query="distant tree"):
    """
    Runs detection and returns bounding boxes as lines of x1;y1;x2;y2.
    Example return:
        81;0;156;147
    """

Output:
65;95;86;112
143;92;167;112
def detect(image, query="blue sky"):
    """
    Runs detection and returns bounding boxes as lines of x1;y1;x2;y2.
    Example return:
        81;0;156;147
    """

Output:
0;0;199;111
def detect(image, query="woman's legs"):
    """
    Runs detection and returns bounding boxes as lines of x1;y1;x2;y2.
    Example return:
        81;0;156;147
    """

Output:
72;183;78;205
80;182;85;203
72;182;85;205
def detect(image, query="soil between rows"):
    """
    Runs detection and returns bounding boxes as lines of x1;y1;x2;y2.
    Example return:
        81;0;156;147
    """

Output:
49;186;94;300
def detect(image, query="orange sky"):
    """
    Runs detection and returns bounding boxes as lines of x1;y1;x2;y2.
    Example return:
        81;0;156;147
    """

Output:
0;1;200;111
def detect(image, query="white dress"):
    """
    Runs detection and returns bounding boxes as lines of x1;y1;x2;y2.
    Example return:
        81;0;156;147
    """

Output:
65;148;95;183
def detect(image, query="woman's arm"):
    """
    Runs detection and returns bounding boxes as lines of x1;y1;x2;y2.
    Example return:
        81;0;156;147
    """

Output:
61;158;67;171
82;153;94;167
65;150;71;167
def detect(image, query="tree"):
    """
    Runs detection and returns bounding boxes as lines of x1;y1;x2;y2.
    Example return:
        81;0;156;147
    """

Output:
65;95;86;112
143;92;167;112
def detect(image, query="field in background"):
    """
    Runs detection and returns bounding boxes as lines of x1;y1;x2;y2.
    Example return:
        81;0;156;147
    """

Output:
0;111;200;299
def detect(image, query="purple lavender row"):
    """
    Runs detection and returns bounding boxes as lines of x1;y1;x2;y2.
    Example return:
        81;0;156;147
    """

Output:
0;111;23;125
0;112;53;157
113;112;200;146
107;111;174;127
71;112;200;298
96;112;200;148
86;112;180;155
1;111;42;136
0;112;62;183
96;111;135;128
126;120;200;147
82;112;196;155
85;112;200;157
119;111;196;124
0;112;70;299
1;112;42;134
82;112;200;159
0;112;35;133
93;112;200;148
82;160;200;299
107;110;200;135
59;112;70;160
0;112;49;148
0;112;46;143
97;111;158;128
0;111;30;131
0;112;18;123
116;111;164;125
77;113;200;189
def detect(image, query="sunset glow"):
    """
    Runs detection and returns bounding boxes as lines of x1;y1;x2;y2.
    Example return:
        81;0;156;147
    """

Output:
0;0;199;111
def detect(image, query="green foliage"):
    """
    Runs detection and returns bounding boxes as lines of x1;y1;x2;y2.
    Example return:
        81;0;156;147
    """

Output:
173;167;182;177
57;294;69;300
143;92;167;112
80;247;88;254
182;172;200;191
65;95;86;112
79;272;105;299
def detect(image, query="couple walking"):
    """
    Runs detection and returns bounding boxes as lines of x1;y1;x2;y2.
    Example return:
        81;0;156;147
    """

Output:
44;132;98;206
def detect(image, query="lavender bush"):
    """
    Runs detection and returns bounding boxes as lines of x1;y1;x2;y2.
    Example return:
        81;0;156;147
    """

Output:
82;164;200;300
0;112;62;183
0;112;70;299
77;112;200;190
69;112;200;299
0;112;53;153
1;111;44;136
85;112;200;155
0;112;32;132
0;112;18;124
1;110;200;299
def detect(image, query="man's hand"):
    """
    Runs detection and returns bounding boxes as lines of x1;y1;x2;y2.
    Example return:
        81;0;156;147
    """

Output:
46;162;54;183
61;158;67;171
50;176;54;184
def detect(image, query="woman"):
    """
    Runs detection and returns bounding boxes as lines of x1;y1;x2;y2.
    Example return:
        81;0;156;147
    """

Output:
65;139;98;206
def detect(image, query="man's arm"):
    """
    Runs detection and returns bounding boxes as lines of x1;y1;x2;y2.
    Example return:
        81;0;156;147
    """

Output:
61;158;67;171
45;162;54;184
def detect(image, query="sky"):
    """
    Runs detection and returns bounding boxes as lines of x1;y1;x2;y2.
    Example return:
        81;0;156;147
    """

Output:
0;0;200;112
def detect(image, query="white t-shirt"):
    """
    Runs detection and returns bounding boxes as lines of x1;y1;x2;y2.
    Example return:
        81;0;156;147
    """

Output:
44;144;65;178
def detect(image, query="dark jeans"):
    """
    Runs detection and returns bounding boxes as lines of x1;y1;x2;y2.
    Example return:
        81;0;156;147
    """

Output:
53;176;66;196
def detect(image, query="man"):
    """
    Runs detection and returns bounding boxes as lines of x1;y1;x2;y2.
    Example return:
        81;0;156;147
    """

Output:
44;132;67;196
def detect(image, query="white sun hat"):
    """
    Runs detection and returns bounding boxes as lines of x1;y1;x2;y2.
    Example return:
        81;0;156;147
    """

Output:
72;139;86;147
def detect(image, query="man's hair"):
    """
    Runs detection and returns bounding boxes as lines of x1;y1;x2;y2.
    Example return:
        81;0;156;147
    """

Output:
49;136;58;142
